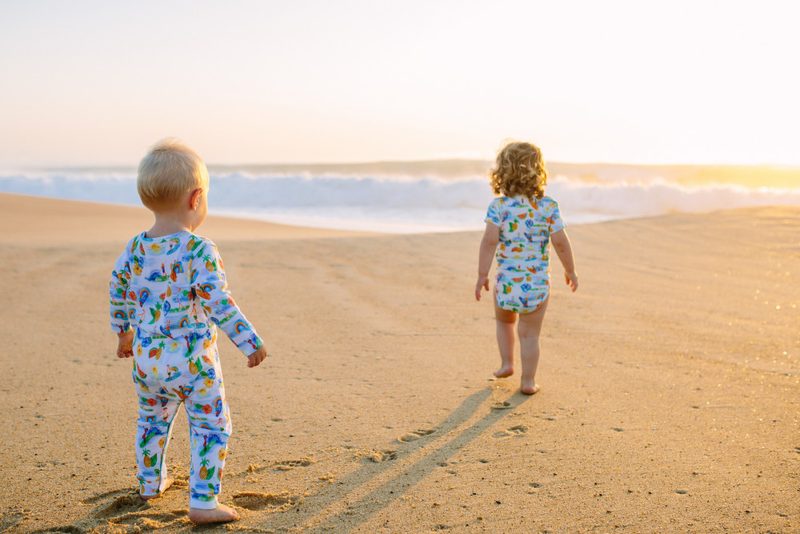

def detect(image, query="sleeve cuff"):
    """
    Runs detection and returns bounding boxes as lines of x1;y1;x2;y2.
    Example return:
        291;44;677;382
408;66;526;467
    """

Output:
111;323;131;334
236;334;263;356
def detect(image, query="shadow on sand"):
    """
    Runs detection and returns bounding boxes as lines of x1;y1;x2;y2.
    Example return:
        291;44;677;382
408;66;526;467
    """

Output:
254;386;532;532
37;387;528;533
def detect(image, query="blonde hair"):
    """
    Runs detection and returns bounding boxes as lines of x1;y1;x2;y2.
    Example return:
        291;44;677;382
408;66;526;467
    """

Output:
489;141;548;199
137;138;209;210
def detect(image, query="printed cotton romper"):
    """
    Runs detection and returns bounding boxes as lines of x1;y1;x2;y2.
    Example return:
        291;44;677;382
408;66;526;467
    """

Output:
110;231;263;510
485;195;566;313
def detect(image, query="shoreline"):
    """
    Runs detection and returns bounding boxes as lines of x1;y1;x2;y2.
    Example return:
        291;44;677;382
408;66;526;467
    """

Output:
8;190;800;239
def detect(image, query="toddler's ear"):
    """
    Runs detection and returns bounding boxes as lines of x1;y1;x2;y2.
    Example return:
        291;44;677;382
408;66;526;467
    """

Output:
190;188;203;210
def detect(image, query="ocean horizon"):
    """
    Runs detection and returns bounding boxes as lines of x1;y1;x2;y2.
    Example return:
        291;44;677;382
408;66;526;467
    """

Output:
2;160;800;233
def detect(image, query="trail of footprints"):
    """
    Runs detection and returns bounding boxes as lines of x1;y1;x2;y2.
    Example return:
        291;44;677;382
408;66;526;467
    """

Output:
51;465;310;533
47;419;547;532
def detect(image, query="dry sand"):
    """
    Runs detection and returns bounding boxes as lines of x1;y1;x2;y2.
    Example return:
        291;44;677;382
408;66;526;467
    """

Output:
1;192;798;533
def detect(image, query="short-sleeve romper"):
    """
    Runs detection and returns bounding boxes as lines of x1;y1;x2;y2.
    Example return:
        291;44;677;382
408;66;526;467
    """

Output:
485;195;566;313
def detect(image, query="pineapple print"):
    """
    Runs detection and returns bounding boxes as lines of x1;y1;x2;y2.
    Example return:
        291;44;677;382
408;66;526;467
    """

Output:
148;342;164;360
203;254;217;272
142;449;158;468
484;195;565;314
199;458;216;481
110;231;261;503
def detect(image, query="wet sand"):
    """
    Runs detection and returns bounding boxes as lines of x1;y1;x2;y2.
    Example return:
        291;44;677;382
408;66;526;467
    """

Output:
1;193;798;533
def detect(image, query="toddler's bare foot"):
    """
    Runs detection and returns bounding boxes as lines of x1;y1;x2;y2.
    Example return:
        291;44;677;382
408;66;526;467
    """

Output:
189;504;239;524
141;477;174;501
494;365;514;378
520;382;540;395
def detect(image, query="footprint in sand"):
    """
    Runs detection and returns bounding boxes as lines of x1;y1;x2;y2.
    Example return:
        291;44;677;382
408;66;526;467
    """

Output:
398;429;435;443
232;492;300;511
94;494;149;519
275;458;316;471
492;425;529;439
366;450;398;463
60;489;187;532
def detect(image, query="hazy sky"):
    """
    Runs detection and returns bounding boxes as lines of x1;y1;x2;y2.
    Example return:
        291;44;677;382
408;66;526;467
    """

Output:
1;0;798;166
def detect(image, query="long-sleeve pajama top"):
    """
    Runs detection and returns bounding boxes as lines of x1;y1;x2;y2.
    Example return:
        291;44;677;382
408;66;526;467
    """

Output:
109;231;263;356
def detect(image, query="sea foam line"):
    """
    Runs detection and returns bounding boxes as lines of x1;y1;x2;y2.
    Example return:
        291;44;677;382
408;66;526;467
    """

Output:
1;172;800;232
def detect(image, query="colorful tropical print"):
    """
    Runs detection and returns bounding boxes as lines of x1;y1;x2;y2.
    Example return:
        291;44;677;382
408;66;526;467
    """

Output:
109;231;262;355
485;195;566;313
133;331;230;508
109;230;262;508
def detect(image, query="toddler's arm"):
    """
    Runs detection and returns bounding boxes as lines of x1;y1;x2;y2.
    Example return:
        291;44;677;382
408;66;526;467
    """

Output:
476;222;500;300
192;241;266;365
109;249;132;335
550;229;578;292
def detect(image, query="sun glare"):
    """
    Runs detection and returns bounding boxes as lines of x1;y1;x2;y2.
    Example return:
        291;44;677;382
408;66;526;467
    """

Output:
0;1;798;166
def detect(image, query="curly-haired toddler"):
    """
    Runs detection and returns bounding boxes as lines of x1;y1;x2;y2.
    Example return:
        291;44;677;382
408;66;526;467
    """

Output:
475;141;578;394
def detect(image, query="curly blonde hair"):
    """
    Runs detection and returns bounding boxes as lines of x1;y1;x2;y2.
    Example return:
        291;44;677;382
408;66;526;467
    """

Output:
489;141;548;199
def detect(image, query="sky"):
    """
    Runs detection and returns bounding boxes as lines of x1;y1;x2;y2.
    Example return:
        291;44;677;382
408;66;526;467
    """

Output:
1;0;799;167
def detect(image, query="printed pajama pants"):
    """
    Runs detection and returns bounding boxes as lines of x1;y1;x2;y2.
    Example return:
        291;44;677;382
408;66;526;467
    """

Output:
132;330;231;509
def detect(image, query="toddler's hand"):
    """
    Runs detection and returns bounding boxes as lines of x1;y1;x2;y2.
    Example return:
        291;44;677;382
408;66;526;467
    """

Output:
475;275;490;300
248;345;268;368
117;330;134;358
565;271;579;292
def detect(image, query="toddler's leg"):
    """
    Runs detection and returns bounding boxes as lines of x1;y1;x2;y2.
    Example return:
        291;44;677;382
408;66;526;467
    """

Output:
185;343;237;523
494;302;517;378
517;296;549;394
135;384;180;499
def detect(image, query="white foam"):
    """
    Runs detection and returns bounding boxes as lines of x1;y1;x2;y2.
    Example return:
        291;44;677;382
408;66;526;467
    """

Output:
1;171;799;233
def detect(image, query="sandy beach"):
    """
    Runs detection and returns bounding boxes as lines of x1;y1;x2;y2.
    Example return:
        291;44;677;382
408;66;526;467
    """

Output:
1;192;798;533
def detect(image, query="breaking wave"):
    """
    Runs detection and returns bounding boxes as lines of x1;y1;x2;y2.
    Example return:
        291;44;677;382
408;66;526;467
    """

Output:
1;170;799;233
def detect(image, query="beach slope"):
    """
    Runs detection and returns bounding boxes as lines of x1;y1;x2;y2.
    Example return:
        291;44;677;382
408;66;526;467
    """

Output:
1;193;797;533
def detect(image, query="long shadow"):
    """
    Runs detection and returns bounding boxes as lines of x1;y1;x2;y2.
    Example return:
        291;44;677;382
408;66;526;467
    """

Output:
255;387;530;532
46;388;524;533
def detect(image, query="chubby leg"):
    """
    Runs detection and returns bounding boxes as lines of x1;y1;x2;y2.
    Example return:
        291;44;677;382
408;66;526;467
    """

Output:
494;296;518;378
517;296;549;394
184;341;236;522
133;364;181;499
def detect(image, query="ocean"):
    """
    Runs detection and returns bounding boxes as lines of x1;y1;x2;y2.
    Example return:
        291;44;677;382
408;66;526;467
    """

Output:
2;160;800;233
